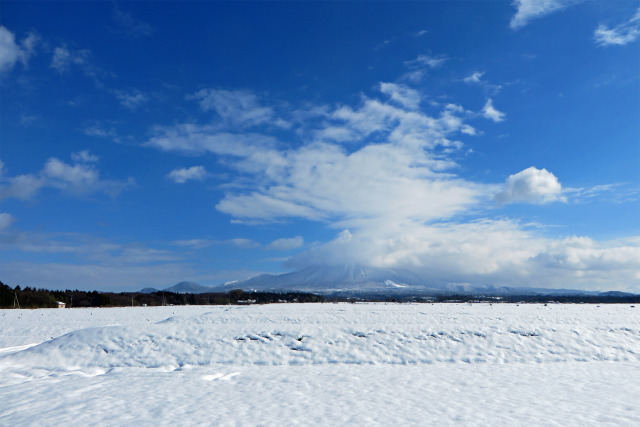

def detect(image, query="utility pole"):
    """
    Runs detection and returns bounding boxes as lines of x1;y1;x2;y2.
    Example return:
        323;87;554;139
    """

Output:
13;292;20;309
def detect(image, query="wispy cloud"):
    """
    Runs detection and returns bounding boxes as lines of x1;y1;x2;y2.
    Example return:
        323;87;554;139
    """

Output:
510;0;582;30
463;71;502;95
227;238;261;249
167;166;208;184
172;237;264;250
0;151;133;200
0;229;179;264
82;121;123;143
267;236;304;251
482;99;506;122
594;8;640;47
71;150;99;163
401;54;447;83
50;45;108;86
50;45;90;74
172;239;215;249
404;54;447;70
0;212;15;231
374;29;428;51
114;89;148;110
0;26;38;73
189;88;289;128
565;183;640;204
379;82;421;110
111;6;155;37
19;114;38;127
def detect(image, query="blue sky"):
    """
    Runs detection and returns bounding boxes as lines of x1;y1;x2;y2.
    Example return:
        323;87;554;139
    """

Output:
1;0;639;292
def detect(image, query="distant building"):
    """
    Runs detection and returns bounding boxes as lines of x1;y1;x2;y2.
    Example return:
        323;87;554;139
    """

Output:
56;301;66;308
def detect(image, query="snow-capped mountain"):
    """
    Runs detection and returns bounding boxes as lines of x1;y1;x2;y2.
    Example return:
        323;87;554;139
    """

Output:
225;264;597;296
142;267;599;296
227;265;426;293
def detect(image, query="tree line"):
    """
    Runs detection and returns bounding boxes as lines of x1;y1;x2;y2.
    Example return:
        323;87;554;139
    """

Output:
0;281;324;309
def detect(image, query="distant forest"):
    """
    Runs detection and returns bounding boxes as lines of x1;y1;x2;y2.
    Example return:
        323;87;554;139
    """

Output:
1;281;638;309
0;281;324;309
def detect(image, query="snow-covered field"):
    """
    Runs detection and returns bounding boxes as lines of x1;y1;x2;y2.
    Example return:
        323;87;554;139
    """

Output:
1;303;639;425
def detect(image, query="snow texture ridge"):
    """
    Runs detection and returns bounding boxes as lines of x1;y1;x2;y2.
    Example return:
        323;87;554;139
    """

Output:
1;304;639;426
1;304;639;378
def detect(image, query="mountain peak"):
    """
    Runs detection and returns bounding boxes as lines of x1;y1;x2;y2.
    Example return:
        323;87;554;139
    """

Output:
162;281;213;294
227;264;597;296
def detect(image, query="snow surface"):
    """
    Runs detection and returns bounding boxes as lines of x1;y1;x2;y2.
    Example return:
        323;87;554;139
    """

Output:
1;303;639;425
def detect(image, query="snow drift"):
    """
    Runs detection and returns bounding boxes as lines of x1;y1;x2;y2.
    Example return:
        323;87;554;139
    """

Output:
2;303;639;375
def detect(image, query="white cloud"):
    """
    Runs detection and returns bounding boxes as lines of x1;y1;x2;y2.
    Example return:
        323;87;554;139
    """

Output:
401;54;447;83
150;88;487;225
43;157;100;191
114;89;148;110
510;0;581;30
0;26;38;73
401;70;426;84
460;124;477;136
0;173;44;200
286;221;640;292
50;45;90;74
167;166;208;184
0;229;177;263
144;82;639;291
50;45;105;86
404;54;447;69
0;151;132;200
379;82;421;109
227;238;261;249
0;212;15;231
215;103;484;224
495;166;565;205
565;183;639;204
71;150;99;163
463;71;503;95
464;71;484;84
82;122;123;143
172;239;214;249
147;124;278;157
267;236;304;251
482;99;505;122
594;8;640;47
190;88;287;128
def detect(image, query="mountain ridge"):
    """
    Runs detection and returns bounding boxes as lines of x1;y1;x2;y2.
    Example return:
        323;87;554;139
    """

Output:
222;265;602;296
142;266;629;296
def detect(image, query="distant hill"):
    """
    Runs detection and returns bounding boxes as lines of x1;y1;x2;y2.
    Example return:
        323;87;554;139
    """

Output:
225;264;600;297
142;282;216;294
598;291;636;297
141;267;619;297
